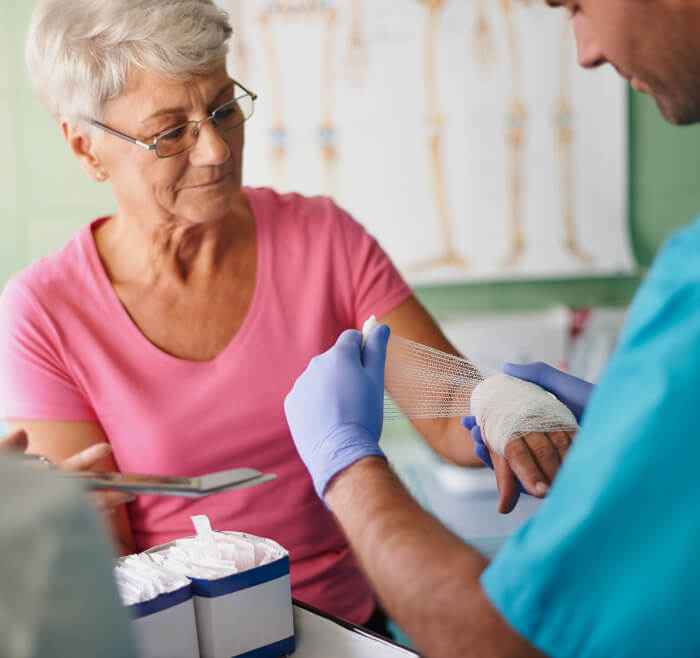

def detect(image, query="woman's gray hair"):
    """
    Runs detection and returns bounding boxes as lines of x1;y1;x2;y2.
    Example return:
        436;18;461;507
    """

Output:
26;0;233;123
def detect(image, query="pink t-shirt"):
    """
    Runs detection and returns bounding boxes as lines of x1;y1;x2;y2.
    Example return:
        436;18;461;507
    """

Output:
0;187;412;623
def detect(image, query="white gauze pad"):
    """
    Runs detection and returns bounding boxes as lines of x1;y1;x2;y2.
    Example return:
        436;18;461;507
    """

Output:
470;373;578;456
361;315;379;348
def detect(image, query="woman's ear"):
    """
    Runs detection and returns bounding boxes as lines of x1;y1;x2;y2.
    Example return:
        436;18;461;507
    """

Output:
62;122;109;182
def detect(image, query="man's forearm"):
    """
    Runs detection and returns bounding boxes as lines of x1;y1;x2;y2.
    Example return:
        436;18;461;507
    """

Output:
325;457;542;658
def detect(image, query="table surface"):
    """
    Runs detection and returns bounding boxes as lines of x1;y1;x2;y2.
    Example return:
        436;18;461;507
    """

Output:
288;601;419;657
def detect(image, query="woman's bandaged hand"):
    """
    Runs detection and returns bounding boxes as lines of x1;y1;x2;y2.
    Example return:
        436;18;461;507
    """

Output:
463;367;584;513
470;373;578;457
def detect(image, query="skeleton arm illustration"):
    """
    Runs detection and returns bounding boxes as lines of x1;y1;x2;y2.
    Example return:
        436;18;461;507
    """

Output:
412;0;468;272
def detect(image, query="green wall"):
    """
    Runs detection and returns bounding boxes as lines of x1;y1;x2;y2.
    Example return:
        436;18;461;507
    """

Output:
629;93;700;266
3;1;700;313
0;1;116;286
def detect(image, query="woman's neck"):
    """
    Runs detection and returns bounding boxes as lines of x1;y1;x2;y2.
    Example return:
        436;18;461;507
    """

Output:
94;193;253;289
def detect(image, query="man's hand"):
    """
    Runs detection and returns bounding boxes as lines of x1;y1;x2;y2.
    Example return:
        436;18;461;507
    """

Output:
504;361;593;422
284;325;389;499
462;362;593;513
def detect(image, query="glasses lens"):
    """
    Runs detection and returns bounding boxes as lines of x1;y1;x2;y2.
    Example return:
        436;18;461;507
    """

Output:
213;93;255;132
155;123;195;158
153;86;255;157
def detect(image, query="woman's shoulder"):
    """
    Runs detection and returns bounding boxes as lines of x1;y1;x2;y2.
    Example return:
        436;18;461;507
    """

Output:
244;186;357;231
3;221;98;308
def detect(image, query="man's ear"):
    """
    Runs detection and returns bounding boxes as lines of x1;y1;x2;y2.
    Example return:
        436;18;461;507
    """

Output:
62;122;108;182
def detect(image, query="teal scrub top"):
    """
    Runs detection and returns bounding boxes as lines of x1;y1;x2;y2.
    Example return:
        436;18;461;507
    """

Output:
481;215;700;658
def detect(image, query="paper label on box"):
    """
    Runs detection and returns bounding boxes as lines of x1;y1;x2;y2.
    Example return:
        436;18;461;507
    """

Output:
194;574;294;658
130;596;200;658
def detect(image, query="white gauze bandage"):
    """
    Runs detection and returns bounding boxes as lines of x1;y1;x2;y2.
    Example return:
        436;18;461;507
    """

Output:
361;316;578;455
470;373;578;456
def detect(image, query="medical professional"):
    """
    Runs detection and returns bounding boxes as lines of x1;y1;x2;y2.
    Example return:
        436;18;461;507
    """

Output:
285;1;700;656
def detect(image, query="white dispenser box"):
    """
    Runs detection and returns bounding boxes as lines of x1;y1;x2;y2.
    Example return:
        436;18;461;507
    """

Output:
115;554;200;658
116;516;294;658
127;584;200;658
146;516;295;658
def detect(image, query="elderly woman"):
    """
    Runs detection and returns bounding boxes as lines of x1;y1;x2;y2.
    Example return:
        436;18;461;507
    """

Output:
0;0;567;631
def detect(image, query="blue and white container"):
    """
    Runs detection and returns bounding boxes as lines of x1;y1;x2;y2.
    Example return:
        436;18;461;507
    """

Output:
145;516;295;658
128;584;200;658
115;555;200;658
186;548;294;658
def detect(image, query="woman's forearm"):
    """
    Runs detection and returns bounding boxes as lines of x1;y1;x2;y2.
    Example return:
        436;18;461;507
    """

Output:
411;415;483;466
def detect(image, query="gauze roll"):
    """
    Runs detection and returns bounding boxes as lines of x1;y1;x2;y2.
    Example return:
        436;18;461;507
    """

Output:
362;315;484;420
470;373;578;456
361;315;578;453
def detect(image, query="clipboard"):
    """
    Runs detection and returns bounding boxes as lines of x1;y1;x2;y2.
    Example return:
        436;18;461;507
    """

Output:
66;467;276;497
22;454;276;497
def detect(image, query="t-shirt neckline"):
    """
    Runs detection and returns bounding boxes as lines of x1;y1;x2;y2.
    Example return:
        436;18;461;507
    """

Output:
80;188;266;367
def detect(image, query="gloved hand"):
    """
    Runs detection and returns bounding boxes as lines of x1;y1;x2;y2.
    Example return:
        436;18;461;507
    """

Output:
461;362;593;512
464;362;594;468
502;361;593;422
460;416;493;469
461;416;526;495
284;325;390;500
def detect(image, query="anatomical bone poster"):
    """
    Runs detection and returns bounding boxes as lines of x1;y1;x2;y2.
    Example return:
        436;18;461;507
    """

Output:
223;0;633;283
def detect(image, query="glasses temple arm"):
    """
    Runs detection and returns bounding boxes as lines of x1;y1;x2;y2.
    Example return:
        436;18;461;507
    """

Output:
89;120;156;151
234;80;258;101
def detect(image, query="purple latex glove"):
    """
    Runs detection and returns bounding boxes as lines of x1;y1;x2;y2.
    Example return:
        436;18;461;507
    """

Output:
284;326;389;500
503;361;593;422
461;416;493;469
462;362;594;470
461;415;527;494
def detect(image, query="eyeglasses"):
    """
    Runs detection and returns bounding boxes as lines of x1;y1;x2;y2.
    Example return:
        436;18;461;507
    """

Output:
89;81;257;158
